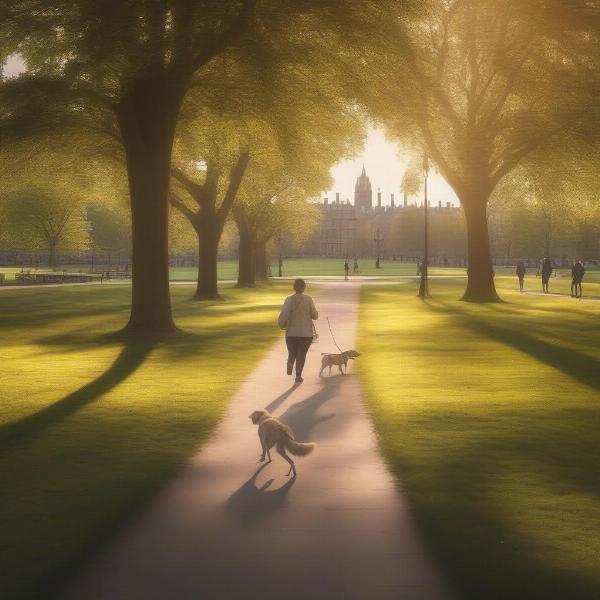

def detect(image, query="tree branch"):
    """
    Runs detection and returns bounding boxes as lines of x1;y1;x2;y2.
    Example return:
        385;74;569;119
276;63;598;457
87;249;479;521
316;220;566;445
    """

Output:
170;192;198;225
217;149;250;224
187;0;257;74
170;166;206;206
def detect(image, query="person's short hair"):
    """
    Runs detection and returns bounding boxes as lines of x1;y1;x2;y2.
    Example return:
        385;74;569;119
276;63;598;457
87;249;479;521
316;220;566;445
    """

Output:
293;278;306;292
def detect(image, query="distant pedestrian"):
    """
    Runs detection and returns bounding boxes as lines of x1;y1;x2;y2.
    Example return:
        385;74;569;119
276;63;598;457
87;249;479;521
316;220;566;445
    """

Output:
344;259;349;281
278;278;319;384
541;257;553;293
353;258;359;273
571;260;585;298
516;261;526;292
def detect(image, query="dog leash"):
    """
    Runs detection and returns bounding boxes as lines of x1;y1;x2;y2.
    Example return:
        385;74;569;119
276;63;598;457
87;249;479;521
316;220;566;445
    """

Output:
326;316;344;353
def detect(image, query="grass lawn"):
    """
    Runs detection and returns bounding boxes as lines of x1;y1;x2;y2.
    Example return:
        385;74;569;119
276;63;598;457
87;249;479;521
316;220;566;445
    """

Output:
0;282;288;600
5;259;600;286
358;276;600;599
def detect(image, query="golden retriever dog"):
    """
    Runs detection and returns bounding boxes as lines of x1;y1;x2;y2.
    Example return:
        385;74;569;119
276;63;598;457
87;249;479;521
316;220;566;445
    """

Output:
319;350;360;376
249;410;315;477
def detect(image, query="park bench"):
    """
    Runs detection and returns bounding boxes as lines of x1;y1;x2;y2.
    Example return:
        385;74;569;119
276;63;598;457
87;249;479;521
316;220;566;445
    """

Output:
14;270;100;284
103;270;131;280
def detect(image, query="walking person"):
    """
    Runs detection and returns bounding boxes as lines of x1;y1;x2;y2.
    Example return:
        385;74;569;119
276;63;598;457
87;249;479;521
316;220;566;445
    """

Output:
516;261;526;292
541;257;553;294
278;278;318;384
353;258;359;273
344;259;350;281
571;260;585;298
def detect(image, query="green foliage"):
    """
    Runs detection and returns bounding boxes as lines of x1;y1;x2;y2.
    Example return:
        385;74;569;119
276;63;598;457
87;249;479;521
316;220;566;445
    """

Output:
359;278;600;599
490;148;600;259
0;282;287;600
87;204;130;255
2;188;89;259
400;161;423;200
367;0;598;195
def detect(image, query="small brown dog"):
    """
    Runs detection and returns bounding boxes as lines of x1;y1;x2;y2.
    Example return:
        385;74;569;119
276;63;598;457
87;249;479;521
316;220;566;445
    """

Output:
249;410;315;477
319;350;360;376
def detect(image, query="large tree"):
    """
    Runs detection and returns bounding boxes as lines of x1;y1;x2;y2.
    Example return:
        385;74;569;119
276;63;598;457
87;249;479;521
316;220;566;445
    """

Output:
169;106;255;299
365;0;598;300
1;0;405;334
234;181;322;286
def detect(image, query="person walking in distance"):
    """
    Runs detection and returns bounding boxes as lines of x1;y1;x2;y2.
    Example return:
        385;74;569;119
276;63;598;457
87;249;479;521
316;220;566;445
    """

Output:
516;261;526;292
278;278;319;384
541;257;553;294
353;258;359;274
344;259;350;281
571;260;585;298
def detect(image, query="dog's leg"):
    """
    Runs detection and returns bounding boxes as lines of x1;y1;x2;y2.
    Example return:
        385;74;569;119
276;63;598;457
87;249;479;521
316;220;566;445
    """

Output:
319;365;324;377
276;442;296;477
338;363;344;375
259;436;269;462
329;364;332;376
259;439;267;462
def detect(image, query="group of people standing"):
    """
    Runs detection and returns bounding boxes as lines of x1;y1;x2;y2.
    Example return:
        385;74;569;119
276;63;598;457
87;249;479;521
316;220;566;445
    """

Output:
516;258;586;297
344;258;359;280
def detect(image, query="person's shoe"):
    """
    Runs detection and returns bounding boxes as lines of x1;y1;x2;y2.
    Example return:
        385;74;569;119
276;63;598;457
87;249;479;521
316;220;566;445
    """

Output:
287;361;293;375
294;376;304;384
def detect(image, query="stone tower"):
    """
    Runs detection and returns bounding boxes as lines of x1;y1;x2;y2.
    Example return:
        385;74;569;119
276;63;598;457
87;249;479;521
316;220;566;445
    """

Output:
354;166;373;214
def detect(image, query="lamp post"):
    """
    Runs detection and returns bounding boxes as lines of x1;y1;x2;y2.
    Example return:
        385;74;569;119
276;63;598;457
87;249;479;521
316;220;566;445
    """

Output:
374;227;383;269
277;233;283;278
418;154;430;298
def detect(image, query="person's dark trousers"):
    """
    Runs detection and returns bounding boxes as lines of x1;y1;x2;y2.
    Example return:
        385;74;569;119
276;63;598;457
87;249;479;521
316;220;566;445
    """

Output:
286;336;313;377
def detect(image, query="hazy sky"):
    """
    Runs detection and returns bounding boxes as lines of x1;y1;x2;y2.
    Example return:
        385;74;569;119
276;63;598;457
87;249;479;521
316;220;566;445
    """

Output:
2;53;24;77
327;128;459;207
3;54;458;208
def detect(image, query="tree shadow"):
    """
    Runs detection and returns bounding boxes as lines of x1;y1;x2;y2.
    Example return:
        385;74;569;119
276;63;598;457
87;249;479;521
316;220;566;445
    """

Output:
226;462;296;529
431;300;600;393
465;319;600;392
0;339;155;450
403;406;600;600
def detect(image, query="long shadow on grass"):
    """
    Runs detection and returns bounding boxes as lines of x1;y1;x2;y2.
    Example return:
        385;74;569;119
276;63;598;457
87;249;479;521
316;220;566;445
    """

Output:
0;340;154;450
432;301;600;392
402;411;600;600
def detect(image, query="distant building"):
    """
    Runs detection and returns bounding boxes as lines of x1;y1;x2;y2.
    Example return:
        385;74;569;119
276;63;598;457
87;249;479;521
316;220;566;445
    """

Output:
319;193;356;257
299;166;462;261
354;166;373;214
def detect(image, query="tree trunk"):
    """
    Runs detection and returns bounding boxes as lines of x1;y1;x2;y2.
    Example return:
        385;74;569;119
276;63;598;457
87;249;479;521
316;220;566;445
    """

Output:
196;226;220;300
48;243;57;270
117;77;185;336
461;200;500;302
237;223;255;287
254;238;269;281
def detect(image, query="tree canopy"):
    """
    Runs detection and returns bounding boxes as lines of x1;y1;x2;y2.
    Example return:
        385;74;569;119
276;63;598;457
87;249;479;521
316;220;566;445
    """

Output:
363;0;600;300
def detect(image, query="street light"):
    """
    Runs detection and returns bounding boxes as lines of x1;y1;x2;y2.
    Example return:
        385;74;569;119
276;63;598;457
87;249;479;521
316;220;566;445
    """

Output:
418;154;430;298
277;233;283;277
374;227;383;269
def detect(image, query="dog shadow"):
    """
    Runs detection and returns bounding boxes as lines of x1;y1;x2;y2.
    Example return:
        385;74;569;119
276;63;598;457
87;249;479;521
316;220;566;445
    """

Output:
226;463;296;529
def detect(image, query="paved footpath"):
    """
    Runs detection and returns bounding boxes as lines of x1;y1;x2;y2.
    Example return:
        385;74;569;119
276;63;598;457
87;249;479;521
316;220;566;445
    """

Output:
63;282;450;600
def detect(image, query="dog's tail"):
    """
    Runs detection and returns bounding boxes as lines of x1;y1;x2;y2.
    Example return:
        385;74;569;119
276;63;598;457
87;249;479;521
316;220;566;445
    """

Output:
285;437;316;457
